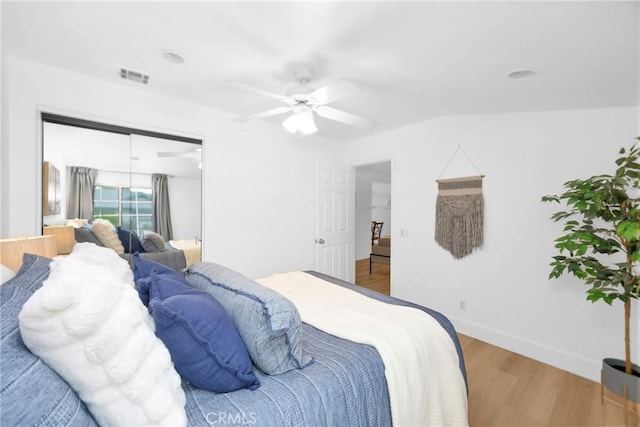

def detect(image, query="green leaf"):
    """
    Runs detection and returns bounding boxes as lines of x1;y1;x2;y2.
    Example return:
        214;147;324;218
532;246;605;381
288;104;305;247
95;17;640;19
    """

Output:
576;245;588;256
587;289;605;302
541;195;559;203
543;142;640;305
617;221;639;240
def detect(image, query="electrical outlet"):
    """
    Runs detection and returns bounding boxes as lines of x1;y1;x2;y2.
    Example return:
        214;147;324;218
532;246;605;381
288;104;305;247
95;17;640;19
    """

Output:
459;300;467;311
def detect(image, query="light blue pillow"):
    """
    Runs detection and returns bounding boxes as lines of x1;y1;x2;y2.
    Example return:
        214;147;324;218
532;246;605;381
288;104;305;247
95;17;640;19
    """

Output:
146;269;260;393
185;262;312;375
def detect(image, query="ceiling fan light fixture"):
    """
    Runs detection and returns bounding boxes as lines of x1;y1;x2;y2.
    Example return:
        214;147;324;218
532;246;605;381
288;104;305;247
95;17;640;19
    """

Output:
282;114;298;134
282;108;318;135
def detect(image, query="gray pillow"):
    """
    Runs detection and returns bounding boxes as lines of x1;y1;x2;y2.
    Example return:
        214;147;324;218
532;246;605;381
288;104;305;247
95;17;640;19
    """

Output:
185;262;312;375
74;227;104;246
142;232;166;253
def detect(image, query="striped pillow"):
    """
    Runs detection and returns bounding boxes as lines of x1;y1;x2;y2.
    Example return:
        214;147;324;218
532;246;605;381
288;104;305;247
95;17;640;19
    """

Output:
91;219;125;254
185;262;312;375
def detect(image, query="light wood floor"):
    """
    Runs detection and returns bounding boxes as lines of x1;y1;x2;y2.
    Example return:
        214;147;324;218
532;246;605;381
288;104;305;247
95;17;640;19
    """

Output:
459;334;609;426
354;259;613;426
355;258;390;295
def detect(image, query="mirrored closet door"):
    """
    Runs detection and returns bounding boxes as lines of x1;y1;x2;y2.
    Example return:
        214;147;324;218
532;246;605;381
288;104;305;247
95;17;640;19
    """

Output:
41;114;202;255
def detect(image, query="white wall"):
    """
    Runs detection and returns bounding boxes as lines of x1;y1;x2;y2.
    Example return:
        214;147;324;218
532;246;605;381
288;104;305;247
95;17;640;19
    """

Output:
346;107;640;382
0;4;5;239
2;55;343;278
355;168;374;260
169;176;201;240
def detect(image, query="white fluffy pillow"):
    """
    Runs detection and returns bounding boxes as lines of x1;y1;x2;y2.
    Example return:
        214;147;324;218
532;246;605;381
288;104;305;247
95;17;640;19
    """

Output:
51;242;133;284
19;244;186;427
49;242;134;286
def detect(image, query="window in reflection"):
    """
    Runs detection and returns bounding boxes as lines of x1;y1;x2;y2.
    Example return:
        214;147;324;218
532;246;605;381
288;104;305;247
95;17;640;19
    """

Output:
93;186;153;235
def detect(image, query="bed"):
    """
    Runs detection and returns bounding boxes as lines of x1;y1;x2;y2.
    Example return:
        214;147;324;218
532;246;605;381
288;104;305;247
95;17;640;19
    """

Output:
0;243;468;426
168;238;202;266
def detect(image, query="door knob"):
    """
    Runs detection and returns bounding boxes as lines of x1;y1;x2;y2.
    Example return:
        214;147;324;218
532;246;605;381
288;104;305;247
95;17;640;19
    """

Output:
316;238;325;244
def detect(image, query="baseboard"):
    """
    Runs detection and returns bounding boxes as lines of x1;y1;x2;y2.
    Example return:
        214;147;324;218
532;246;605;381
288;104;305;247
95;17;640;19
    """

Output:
451;316;601;383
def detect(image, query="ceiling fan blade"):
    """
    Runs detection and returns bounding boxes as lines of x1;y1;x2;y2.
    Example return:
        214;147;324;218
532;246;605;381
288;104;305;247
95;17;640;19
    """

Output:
308;78;362;105
157;151;201;159
315;106;377;129
233;106;292;123
227;81;291;103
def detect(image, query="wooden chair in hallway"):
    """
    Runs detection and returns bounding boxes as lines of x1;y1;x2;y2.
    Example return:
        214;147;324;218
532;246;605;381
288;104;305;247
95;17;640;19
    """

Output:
370;222;390;273
371;221;383;245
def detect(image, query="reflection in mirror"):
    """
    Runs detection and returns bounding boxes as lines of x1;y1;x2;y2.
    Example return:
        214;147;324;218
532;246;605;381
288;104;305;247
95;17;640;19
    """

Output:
42;121;202;263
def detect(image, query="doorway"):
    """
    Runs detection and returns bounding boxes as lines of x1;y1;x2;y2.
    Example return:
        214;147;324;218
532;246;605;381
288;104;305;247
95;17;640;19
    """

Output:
354;161;391;294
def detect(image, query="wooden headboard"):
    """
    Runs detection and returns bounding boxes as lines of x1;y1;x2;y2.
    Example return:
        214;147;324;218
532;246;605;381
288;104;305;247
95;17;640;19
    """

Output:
0;235;57;272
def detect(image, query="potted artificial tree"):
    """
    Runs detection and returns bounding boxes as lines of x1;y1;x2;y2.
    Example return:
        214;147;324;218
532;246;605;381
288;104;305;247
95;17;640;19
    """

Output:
542;141;639;424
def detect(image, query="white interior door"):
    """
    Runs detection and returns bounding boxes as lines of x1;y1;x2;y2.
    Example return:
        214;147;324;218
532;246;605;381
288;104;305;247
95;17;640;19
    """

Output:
315;162;354;282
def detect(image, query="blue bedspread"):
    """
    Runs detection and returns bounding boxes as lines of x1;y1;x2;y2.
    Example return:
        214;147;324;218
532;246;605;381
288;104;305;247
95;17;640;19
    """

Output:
1;255;465;427
184;323;391;426
183;271;469;426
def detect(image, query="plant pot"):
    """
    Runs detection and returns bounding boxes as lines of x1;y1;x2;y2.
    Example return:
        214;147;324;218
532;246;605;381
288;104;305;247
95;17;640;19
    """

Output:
602;358;640;426
603;358;640;403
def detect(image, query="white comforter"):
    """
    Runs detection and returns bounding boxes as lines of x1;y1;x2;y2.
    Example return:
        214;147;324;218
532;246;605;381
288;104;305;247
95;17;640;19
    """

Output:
257;271;468;427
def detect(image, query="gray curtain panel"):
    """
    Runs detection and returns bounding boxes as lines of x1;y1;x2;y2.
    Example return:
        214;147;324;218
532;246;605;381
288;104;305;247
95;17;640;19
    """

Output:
66;166;97;220
152;173;174;241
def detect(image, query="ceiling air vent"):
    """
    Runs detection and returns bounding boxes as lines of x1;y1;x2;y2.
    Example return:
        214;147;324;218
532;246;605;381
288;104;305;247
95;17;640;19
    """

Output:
120;68;150;84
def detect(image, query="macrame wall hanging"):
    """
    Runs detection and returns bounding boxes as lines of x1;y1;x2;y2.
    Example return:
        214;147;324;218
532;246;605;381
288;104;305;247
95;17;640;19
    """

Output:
434;146;485;259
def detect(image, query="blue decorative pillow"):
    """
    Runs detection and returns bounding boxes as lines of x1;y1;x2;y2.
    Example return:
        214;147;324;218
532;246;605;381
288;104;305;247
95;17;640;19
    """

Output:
116;227;145;254
135;276;153;306
132;252;178;283
185;262;312;375
147;269;260;393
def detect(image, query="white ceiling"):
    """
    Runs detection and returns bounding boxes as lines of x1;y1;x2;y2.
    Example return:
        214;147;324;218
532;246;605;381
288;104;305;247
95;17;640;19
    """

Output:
3;1;639;142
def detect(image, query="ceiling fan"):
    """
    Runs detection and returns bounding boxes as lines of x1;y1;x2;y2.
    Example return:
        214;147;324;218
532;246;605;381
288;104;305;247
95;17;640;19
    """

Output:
156;147;201;159
157;147;202;168
229;67;376;135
